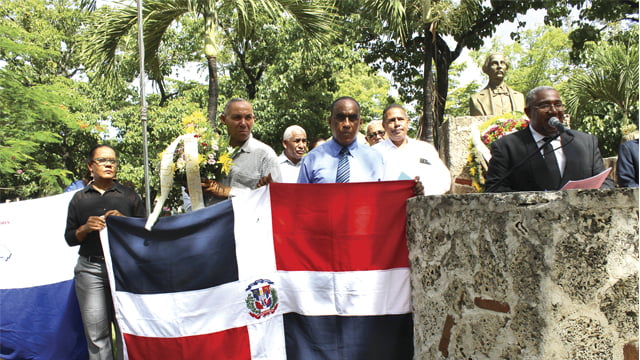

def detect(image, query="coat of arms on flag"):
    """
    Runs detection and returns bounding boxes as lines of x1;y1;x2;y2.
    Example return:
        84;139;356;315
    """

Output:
245;279;279;319
101;181;415;360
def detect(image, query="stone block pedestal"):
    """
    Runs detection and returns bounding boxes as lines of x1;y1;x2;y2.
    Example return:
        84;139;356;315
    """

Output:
406;188;639;359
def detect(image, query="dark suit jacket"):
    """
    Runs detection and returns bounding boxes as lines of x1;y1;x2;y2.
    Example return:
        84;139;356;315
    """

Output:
485;128;614;192
616;139;639;187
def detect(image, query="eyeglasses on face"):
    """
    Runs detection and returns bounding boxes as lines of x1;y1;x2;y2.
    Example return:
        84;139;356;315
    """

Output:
534;102;564;111
367;130;385;139
92;158;118;165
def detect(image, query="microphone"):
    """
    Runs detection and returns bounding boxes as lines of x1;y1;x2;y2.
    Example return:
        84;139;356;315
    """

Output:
548;117;567;134
485;124;576;192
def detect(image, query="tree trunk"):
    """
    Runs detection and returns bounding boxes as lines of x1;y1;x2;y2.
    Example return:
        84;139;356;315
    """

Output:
420;25;434;144
204;12;219;127
207;55;218;127
433;36;451;151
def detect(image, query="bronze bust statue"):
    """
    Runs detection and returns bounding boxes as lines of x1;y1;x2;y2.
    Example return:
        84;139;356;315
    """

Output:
470;53;525;116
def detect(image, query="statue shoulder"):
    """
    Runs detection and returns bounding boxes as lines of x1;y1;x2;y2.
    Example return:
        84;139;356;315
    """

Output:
507;86;526;112
472;87;490;100
470;87;491;116
506;85;524;96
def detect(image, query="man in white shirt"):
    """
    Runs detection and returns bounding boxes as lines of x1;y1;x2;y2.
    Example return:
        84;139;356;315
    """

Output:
373;104;451;195
278;125;307;183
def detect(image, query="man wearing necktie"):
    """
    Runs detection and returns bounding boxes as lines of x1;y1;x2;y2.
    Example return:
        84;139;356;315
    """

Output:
470;53;525;116
297;97;384;184
485;86;614;192
297;97;423;194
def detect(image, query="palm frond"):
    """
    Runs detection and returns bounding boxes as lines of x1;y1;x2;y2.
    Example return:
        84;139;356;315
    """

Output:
362;0;409;41
565;40;639;123
81;0;189;83
277;0;338;46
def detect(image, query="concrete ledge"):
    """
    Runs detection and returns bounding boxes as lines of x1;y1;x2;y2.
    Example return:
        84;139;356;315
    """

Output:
407;188;639;359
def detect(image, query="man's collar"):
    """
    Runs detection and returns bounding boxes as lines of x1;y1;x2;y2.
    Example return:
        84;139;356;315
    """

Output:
237;134;254;153
278;152;297;165
83;181;123;193
529;126;559;143
329;137;358;155
390;137;409;148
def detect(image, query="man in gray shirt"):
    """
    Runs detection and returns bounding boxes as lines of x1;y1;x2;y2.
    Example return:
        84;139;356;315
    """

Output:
202;98;281;204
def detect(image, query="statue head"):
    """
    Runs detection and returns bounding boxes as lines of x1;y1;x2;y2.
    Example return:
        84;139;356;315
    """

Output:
482;53;510;85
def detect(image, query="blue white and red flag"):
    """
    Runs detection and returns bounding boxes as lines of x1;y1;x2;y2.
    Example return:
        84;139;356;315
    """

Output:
102;181;415;359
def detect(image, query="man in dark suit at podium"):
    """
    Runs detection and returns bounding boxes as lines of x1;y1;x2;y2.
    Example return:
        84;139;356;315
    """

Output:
485;86;615;192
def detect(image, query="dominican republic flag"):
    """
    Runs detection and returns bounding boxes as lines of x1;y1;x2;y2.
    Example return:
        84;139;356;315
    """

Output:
102;181;415;359
0;191;88;360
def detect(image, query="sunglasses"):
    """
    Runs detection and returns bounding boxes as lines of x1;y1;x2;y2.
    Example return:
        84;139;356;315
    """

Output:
366;130;385;139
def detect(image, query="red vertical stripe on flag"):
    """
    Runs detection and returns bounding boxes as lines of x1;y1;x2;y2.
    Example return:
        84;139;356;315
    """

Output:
270;181;414;272
123;326;251;360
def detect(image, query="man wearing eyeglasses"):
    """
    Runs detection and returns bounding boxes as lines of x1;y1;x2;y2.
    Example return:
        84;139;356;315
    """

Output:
373;104;451;195
365;120;387;146
201;98;281;204
485;86;614;192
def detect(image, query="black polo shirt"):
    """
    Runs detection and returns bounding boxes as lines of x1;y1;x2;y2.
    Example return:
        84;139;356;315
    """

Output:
64;181;146;257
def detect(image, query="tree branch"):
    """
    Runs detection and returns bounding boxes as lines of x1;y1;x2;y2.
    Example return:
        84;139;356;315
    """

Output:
620;0;639;8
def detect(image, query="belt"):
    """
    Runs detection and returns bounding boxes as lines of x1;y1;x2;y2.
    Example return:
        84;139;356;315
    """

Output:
85;255;105;263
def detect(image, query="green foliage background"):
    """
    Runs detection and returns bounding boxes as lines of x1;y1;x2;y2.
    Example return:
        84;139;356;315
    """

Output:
1;0;637;203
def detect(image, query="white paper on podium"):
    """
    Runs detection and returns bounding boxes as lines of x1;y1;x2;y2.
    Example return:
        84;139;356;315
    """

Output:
560;167;612;190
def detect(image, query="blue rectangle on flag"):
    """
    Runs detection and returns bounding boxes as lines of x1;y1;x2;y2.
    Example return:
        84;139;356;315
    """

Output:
107;200;238;294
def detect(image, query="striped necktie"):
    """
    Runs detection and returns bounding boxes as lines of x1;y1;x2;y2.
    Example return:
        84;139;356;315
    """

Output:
336;146;350;183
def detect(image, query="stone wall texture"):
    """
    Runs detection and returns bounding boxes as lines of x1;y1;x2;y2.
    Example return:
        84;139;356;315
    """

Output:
438;116;489;177
407;188;639;359
439;115;491;194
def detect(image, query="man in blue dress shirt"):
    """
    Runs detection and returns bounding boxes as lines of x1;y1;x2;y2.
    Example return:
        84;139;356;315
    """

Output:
297;97;424;195
297;97;385;183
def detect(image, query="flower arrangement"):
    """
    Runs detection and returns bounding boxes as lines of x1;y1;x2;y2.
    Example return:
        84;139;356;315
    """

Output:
156;111;239;213
171;111;236;183
466;112;529;192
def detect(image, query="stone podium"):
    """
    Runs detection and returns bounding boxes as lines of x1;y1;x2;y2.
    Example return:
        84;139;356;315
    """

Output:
406;188;638;359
